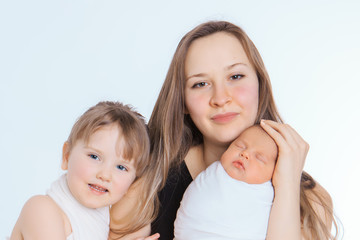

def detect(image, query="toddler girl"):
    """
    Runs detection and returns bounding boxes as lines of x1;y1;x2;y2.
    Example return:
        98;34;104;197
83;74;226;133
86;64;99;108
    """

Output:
10;101;159;240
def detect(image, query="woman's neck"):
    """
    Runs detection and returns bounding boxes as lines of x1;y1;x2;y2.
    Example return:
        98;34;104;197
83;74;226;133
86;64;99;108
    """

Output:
202;140;229;167
185;140;229;179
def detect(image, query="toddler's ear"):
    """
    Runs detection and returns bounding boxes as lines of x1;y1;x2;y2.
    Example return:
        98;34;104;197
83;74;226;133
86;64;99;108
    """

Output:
61;142;70;170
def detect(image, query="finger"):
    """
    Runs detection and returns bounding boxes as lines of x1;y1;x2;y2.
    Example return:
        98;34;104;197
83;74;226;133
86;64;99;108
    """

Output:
145;233;160;240
261;120;294;141
261;120;303;148
285;124;310;155
284;123;308;145
270;122;309;152
260;120;288;148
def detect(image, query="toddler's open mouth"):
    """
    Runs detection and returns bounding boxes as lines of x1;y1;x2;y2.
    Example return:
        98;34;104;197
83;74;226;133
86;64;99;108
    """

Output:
88;184;108;193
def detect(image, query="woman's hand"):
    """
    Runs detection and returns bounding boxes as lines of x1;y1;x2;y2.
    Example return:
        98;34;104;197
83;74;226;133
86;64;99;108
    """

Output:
135;233;160;240
260;120;309;188
261;120;308;240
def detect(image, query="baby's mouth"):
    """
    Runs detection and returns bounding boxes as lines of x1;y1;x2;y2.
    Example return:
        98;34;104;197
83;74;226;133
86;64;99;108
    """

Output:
88;184;108;193
232;160;245;170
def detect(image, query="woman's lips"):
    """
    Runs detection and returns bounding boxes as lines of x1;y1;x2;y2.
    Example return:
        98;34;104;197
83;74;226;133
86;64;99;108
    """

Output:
211;112;239;123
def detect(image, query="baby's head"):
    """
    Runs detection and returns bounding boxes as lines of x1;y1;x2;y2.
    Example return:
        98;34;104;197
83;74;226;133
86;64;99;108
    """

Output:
61;101;150;208
220;125;278;184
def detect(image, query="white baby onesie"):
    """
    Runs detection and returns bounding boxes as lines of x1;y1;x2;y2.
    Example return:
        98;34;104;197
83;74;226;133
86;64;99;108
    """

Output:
174;161;274;240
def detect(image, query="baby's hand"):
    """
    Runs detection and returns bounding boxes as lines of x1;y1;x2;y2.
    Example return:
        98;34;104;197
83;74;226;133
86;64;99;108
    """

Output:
135;233;160;240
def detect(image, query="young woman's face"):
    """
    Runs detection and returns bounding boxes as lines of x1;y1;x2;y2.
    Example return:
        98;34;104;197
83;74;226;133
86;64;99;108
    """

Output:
184;32;259;147
61;124;136;209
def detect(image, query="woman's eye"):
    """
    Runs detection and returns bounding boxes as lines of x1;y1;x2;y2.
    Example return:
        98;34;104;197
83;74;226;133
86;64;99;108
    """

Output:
192;82;208;88
230;74;244;80
117;165;128;171
89;154;99;161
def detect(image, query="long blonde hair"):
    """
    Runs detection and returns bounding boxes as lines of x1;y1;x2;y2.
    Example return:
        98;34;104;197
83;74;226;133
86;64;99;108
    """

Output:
148;21;339;239
66;101;159;237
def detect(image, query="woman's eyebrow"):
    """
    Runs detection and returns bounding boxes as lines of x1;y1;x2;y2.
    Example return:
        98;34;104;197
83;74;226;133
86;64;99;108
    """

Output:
186;63;249;80
186;72;207;81
226;62;248;70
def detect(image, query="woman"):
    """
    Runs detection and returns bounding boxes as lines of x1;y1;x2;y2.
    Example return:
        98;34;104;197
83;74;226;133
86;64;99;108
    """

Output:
148;21;337;239
110;21;338;239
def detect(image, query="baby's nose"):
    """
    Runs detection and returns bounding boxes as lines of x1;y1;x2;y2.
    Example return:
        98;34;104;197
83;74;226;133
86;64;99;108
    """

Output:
241;152;249;160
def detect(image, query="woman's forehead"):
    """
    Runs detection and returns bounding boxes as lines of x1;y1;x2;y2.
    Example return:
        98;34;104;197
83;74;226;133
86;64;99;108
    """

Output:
185;32;251;75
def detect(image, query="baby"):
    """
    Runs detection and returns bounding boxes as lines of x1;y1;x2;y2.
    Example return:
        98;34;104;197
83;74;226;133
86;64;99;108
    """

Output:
10;101;154;240
174;124;278;240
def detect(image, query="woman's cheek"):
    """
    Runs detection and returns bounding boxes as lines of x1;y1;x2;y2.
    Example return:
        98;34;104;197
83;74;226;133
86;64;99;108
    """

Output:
234;84;259;110
185;91;207;115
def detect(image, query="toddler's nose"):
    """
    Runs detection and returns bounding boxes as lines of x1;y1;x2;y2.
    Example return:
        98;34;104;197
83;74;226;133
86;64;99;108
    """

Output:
97;166;111;182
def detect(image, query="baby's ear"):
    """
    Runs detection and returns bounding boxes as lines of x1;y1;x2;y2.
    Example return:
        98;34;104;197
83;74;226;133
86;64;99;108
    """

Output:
61;142;70;170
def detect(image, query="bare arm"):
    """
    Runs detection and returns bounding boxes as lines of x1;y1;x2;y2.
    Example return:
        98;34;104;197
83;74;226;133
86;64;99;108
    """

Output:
261;120;308;240
10;195;68;240
267;181;302;240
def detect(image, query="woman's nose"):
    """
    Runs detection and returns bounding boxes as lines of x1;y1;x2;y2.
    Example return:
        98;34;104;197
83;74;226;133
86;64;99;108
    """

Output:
210;84;231;107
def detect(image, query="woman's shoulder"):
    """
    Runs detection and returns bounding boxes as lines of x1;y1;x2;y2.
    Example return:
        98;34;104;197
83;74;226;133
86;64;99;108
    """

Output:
166;159;192;187
184;145;206;179
151;157;193;239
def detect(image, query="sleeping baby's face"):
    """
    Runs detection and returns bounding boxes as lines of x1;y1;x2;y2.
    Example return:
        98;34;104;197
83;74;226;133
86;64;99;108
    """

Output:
220;125;278;184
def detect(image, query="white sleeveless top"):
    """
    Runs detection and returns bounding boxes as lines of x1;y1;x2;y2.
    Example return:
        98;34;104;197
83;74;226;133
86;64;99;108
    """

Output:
47;174;110;240
174;161;274;240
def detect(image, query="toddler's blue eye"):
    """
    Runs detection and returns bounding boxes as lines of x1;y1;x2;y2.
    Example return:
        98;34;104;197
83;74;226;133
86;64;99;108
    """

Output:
89;154;99;160
117;165;127;171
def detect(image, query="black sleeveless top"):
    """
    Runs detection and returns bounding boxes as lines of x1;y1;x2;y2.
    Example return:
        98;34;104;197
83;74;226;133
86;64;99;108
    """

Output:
151;161;193;240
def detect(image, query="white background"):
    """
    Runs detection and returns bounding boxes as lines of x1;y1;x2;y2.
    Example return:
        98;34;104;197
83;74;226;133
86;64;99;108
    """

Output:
1;0;359;238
